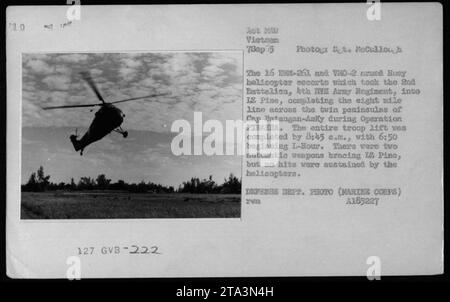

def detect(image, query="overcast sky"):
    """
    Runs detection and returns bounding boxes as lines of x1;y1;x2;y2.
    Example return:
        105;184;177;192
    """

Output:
22;52;242;186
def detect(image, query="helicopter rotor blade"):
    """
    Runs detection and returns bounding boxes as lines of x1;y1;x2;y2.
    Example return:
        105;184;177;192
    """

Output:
80;71;106;103
109;93;171;105
42;103;102;110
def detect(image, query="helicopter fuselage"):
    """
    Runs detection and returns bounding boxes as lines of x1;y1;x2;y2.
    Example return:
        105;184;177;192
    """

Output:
70;104;125;154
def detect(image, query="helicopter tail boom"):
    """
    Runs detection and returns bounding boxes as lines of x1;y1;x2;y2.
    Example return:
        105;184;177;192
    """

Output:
70;135;83;151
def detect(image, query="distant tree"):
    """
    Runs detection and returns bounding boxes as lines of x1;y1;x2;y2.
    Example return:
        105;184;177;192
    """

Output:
110;179;127;190
137;181;147;193
22;170;236;194
70;178;76;190
178;175;219;194
23;166;51;192
37;166;50;189
117;179;126;189
78;177;95;190
127;182;143;193
23;172;38;191
220;173;241;194
96;174;111;189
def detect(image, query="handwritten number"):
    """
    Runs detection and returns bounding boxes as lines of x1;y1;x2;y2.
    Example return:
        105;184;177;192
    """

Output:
9;23;25;32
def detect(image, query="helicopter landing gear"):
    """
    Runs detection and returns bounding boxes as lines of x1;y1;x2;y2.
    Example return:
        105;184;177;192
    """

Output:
114;127;128;138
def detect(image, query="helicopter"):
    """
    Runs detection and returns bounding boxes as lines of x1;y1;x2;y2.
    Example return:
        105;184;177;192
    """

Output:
42;71;168;155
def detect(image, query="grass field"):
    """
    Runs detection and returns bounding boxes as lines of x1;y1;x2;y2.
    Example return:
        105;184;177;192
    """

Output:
21;191;241;219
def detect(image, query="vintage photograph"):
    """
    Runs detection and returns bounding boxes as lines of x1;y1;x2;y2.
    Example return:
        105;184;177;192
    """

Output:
21;52;243;219
5;3;444;281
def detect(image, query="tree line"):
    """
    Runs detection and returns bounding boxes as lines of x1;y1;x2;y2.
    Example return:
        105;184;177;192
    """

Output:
22;166;241;194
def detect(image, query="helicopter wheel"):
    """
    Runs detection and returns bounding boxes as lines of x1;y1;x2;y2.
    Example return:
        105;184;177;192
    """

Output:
122;131;128;138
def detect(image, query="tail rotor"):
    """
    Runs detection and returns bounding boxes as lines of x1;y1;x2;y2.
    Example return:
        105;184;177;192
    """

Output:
70;128;84;155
